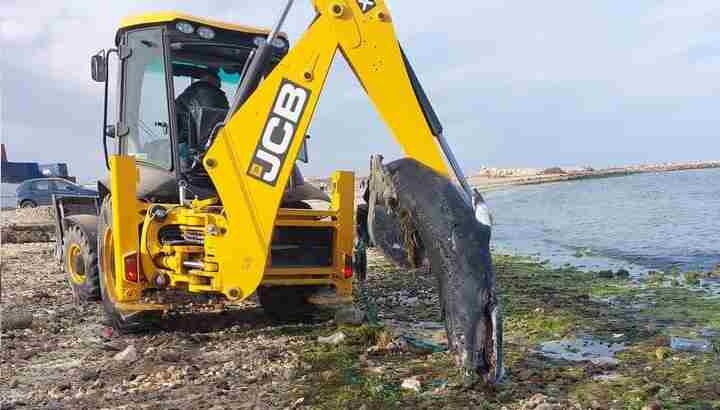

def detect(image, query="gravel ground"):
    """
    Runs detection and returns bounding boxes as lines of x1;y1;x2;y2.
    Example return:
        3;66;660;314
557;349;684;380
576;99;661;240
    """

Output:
0;242;324;410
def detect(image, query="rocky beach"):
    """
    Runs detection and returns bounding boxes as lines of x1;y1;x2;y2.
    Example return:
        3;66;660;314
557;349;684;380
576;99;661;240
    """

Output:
1;205;719;409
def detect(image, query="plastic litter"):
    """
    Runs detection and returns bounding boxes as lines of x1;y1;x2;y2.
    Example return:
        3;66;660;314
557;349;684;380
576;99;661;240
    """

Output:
669;337;711;353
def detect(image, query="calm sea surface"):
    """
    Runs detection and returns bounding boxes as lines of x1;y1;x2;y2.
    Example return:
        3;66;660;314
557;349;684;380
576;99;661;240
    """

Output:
485;168;720;273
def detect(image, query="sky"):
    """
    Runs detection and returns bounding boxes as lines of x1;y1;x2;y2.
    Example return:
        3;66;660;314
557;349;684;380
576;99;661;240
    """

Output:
1;0;719;182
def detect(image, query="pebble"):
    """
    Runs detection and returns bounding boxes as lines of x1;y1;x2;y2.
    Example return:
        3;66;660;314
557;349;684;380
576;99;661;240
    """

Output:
160;350;182;362
113;345;139;362
401;377;421;393
317;332;346;345
80;369;100;382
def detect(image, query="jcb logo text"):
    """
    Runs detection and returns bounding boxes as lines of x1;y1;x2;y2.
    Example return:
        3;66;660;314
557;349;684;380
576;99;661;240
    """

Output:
248;79;310;186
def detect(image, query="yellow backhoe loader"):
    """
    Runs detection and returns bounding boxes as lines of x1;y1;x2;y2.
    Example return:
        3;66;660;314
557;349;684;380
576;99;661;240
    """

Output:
54;0;502;383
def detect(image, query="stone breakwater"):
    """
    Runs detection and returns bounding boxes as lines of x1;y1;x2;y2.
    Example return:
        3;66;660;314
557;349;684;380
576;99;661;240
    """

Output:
468;160;720;189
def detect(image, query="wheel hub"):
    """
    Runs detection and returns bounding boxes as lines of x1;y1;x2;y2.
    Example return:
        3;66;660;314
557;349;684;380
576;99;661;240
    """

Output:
67;244;86;285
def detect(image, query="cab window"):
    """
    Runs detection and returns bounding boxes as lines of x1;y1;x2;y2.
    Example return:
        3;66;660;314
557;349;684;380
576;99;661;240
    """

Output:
122;28;172;169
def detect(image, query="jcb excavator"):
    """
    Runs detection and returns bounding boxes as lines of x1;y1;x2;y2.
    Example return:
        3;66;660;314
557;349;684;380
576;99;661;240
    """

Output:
54;0;502;383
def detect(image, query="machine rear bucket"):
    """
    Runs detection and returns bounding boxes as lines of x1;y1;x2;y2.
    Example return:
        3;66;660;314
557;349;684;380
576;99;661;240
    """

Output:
364;156;503;385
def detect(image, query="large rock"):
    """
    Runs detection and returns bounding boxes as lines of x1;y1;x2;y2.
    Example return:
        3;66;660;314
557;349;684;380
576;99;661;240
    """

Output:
3;311;34;330
113;345;139;362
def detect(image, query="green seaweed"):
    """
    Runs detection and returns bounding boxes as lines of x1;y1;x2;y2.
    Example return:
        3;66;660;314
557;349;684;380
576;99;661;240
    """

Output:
291;253;720;409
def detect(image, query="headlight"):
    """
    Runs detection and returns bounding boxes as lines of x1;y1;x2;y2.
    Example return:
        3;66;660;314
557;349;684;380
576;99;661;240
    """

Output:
253;36;266;47
271;37;288;50
176;21;194;34
197;26;215;40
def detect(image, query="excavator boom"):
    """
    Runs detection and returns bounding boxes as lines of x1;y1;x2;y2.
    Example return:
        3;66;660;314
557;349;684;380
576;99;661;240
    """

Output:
204;0;451;294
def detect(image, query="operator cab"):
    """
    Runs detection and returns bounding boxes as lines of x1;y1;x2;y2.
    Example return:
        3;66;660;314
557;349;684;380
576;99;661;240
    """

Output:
91;13;321;203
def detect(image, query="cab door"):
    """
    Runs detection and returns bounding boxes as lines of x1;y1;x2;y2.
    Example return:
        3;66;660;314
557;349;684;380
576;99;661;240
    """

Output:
117;27;174;171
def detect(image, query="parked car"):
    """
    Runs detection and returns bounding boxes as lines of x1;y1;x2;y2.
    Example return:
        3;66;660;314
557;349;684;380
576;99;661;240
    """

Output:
16;178;97;208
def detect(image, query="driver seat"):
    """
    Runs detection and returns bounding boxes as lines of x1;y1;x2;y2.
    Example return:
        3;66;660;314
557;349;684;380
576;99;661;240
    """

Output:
175;80;229;155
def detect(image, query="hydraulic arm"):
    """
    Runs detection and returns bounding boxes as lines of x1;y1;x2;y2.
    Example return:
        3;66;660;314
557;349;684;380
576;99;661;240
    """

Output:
202;0;458;299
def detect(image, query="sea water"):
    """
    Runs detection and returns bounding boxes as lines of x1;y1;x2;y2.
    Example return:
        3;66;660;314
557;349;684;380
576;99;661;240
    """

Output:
485;168;720;273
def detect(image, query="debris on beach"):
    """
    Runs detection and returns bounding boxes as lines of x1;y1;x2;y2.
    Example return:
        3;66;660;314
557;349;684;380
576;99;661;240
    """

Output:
113;345;139;362
400;377;421;393
698;277;720;298
317;332;346;346
669;337;711;353
536;337;626;365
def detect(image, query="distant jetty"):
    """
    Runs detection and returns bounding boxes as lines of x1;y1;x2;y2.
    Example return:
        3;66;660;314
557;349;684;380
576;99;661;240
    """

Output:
308;160;719;195
469;160;720;189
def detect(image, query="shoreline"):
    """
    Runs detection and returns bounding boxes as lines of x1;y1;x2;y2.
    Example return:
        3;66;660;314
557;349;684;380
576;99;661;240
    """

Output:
469;160;720;190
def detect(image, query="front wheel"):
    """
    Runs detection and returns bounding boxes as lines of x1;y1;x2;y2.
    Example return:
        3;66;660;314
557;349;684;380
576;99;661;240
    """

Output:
20;200;37;208
63;224;100;301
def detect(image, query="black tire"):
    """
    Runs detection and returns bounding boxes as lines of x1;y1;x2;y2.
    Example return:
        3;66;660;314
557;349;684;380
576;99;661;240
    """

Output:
63;224;100;301
257;285;323;320
20;200;37;208
97;196;158;333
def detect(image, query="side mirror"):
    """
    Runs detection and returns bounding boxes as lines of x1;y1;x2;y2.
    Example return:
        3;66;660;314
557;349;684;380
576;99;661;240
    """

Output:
298;135;310;164
91;51;107;82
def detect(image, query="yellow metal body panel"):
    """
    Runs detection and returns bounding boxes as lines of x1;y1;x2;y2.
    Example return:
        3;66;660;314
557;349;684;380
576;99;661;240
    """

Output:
263;171;354;296
119;12;277;36
129;171;355;302
109;156;143;303
109;0;451;310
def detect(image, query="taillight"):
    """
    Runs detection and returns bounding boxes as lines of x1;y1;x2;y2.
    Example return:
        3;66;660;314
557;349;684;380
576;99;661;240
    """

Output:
124;253;139;282
343;255;353;279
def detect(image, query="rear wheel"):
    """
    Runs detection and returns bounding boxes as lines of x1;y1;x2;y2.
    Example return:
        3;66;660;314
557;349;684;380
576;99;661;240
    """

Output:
257;285;324;320
63;225;100;301
97;197;158;332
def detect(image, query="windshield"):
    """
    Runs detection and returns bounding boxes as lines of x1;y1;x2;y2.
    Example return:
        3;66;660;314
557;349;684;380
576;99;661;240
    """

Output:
170;44;251;165
172;62;242;98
